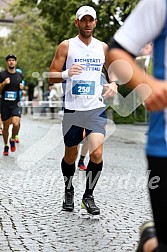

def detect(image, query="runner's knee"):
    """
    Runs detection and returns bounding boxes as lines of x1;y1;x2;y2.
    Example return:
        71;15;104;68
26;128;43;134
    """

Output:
90;150;102;163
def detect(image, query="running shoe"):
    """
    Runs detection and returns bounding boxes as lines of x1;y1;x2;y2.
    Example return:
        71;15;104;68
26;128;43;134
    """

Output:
0;128;2;135
15;135;20;143
10;139;16;152
78;159;87;171
3;146;9;156
136;221;157;252
62;191;74;211
81;195;100;215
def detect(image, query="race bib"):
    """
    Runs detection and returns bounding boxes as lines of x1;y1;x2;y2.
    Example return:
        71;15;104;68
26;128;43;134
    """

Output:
72;80;95;98
4;91;17;101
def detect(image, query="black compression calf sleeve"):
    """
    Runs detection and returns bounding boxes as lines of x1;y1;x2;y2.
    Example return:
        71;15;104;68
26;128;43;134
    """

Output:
147;156;167;248
83;160;103;197
61;158;75;192
154;242;167;252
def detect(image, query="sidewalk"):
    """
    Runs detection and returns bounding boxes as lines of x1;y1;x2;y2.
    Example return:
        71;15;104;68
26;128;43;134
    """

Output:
113;124;148;144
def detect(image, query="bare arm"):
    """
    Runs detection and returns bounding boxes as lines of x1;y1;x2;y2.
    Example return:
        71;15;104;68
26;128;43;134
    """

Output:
48;40;83;84
102;42;118;98
103;42;110;71
48;40;69;83
106;48;167;111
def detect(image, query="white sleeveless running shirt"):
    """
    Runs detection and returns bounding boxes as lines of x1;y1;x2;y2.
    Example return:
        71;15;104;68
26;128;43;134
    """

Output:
64;36;105;111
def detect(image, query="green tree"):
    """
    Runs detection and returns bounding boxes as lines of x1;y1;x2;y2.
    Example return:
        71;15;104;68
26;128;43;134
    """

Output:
3;0;144;123
18;0;139;43
4;0;140;78
97;0;139;42
1;1;55;86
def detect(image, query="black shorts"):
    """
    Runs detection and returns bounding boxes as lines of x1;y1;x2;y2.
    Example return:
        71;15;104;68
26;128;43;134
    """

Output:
1;101;21;121
62;108;107;147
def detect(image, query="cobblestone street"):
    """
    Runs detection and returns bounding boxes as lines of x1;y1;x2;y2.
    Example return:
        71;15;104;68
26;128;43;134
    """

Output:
0;115;152;252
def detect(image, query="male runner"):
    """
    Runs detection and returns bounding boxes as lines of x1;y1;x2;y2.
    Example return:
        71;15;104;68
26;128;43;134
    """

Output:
48;6;117;215
0;54;23;155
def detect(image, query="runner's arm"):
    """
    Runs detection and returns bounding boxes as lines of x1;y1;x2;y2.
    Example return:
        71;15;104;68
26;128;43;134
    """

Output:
0;77;10;93
106;41;167;111
48;40;83;84
102;42;118;97
48;40;68;83
105;0;167;111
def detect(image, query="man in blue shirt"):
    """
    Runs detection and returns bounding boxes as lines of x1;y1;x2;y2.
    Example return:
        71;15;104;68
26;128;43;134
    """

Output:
107;0;167;251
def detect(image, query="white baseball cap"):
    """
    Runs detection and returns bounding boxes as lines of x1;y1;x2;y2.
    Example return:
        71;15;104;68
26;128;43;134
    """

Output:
76;6;97;20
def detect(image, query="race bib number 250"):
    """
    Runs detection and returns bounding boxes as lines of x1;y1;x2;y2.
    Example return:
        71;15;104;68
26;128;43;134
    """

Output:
72;80;95;97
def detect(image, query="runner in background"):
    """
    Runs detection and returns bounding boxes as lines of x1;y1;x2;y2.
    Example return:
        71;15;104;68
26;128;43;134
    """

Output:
78;129;89;171
0;54;23;155
15;68;25;143
0;94;3;135
48;84;57;119
77;72;109;171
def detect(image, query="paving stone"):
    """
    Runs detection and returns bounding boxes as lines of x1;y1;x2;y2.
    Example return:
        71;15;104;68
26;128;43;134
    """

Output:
0;116;152;251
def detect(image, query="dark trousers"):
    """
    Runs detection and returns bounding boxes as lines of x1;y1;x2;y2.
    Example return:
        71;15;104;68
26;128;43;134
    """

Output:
147;155;167;250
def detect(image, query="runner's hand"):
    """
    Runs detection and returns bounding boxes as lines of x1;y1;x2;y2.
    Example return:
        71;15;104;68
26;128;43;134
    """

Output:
4;77;10;85
19;83;24;89
68;64;83;77
103;82;118;98
145;80;167;111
